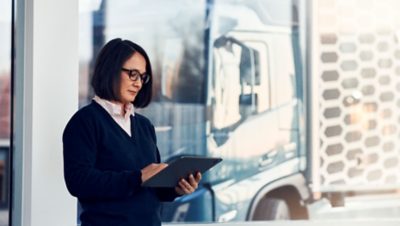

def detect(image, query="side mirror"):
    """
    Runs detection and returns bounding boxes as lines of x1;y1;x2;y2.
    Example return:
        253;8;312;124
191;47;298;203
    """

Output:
239;93;253;106
239;93;258;116
240;47;260;85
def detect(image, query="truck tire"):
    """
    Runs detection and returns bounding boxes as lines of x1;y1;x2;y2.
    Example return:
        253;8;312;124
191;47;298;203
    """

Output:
252;198;290;220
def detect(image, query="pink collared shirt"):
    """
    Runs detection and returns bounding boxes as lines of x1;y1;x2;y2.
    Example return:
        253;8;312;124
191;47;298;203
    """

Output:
93;96;135;137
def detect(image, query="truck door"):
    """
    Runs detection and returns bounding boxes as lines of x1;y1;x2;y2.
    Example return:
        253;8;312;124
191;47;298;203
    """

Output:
208;35;280;181
270;37;301;162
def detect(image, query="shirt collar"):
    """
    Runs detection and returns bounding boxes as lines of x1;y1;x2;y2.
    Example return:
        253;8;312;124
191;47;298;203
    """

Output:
93;95;135;119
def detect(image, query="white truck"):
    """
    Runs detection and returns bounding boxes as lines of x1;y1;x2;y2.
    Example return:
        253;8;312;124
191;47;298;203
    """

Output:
77;0;400;222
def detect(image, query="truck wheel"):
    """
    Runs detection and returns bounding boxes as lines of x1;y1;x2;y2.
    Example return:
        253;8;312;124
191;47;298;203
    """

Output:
252;198;290;220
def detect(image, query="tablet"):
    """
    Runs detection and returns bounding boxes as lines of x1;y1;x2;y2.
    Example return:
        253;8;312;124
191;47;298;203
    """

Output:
142;156;222;187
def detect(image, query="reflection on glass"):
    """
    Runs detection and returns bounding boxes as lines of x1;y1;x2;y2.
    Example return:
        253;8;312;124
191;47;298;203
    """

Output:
0;0;11;225
79;0;209;222
79;0;400;224
79;0;304;223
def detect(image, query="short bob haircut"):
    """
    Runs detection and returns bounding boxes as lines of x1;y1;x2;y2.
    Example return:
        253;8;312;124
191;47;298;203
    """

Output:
91;38;153;108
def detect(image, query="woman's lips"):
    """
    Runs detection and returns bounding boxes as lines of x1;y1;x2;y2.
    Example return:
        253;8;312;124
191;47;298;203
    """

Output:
128;90;137;95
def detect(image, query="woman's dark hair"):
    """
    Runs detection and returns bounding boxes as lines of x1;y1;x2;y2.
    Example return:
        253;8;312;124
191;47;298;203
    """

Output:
91;38;153;108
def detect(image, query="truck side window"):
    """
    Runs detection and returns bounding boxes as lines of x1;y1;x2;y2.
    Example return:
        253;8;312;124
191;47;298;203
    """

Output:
238;46;260;117
212;38;242;129
211;36;265;131
240;41;270;113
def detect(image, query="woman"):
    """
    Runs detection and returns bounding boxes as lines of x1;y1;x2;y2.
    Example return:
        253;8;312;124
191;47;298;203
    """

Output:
63;38;201;226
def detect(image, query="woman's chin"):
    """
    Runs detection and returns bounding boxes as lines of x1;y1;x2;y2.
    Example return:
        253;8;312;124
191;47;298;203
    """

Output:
120;99;134;104
121;95;136;103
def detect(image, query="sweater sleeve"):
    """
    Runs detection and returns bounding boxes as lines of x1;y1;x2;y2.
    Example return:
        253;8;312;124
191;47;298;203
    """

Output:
154;187;180;202
63;113;142;199
149;124;181;202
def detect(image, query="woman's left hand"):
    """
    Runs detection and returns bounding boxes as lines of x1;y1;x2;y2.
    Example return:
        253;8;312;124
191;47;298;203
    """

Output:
175;172;202;195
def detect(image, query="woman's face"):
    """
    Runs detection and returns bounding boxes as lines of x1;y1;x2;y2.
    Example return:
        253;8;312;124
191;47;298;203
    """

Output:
119;52;146;104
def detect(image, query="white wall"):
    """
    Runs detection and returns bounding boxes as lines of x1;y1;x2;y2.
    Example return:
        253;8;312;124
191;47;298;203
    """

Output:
13;0;78;225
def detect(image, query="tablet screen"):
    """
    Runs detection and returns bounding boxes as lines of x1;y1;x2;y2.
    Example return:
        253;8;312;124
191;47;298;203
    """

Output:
142;156;222;187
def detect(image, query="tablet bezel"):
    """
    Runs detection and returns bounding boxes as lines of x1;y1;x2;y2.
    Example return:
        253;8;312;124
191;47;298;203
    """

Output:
142;156;222;187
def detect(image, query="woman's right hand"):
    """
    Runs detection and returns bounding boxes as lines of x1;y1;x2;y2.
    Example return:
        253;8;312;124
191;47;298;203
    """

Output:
141;163;168;183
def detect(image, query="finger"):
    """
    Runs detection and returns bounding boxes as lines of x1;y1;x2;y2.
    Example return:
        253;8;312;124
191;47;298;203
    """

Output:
179;179;191;193
188;174;198;189
179;179;194;193
178;183;189;194
188;174;196;184
142;163;168;181
160;163;168;168
175;186;185;196
195;172;202;182
143;163;156;171
157;165;167;172
144;163;163;172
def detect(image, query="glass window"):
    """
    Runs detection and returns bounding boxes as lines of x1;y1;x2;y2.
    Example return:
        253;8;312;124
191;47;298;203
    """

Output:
0;0;12;225
211;37;244;129
243;41;270;112
79;0;400;225
211;37;265;131
79;0;206;105
210;37;259;148
79;2;207;222
79;0;207;162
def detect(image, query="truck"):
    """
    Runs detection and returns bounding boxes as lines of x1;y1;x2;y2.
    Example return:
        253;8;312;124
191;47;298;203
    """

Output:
0;0;398;223
78;0;400;222
98;0;310;221
151;0;310;221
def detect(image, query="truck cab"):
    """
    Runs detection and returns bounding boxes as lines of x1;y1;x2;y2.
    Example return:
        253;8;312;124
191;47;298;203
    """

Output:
158;0;310;222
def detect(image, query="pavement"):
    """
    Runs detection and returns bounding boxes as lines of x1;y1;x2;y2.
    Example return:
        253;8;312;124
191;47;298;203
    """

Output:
0;193;399;225
308;193;400;220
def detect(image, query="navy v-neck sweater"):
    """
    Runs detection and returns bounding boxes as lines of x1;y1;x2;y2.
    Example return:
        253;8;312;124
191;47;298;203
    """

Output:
63;101;178;226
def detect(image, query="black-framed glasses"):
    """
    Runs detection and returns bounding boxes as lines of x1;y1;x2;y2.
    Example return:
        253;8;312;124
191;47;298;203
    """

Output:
121;68;150;84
